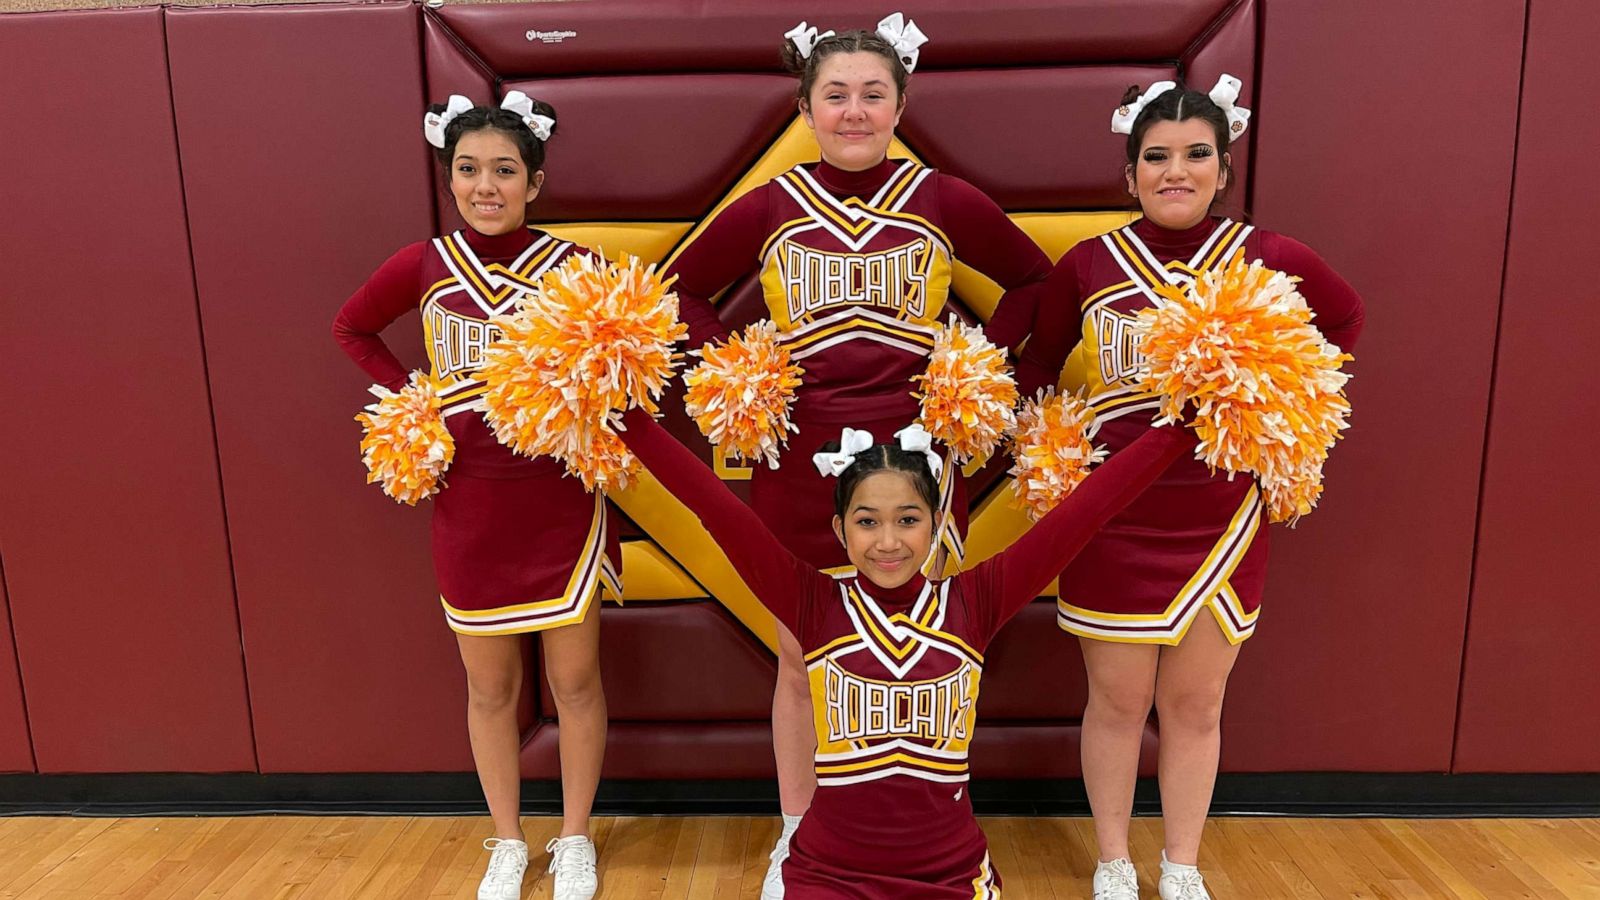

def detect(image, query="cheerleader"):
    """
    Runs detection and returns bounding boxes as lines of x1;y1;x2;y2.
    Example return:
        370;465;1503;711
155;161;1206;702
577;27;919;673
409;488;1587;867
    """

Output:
613;401;1193;898
664;16;1051;893
1018;78;1366;900
332;95;615;900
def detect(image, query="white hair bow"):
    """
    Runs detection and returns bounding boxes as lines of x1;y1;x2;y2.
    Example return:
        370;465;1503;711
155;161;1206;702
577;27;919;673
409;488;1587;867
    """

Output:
423;94;474;149
894;424;943;478
876;12;928;73
1110;80;1176;135
1206;73;1252;137
813;427;875;477
784;21;836;59
501;90;555;141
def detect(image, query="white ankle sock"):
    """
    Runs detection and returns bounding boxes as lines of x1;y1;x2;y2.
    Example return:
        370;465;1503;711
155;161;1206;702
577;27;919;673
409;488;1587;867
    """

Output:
1161;850;1198;876
780;813;802;837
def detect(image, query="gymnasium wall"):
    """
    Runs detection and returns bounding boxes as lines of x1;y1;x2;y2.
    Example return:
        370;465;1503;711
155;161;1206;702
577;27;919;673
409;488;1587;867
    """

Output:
0;0;1591;780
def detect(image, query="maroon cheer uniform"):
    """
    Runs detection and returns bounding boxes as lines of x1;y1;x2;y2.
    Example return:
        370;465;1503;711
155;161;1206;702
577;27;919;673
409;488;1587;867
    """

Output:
617;405;1192;897
667;157;1050;570
333;226;620;634
1019;216;1365;644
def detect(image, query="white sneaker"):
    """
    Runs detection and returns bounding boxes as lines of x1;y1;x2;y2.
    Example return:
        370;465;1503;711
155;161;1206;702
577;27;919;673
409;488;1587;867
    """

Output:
1093;857;1141;900
1158;853;1211;900
546;835;598;900
477;838;528;900
760;829;791;900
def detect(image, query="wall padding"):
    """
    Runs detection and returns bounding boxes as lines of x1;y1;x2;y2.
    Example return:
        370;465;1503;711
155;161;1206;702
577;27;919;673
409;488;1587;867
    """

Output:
0;7;255;772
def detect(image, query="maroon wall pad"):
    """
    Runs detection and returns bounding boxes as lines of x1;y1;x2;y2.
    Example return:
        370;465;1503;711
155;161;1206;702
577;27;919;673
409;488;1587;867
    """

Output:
1456;0;1600;773
897;66;1175;210
523;722;777;779
166;1;474;772
538;603;776;721
438;1;1231;75
0;567;34;773
979;601;1090;720
1182;0;1256;218
971;725;1159;779
0;7;256;772
5;0;1593;780
505;75;797;222
423;10;495;237
424;7;495;102
1225;0;1525;771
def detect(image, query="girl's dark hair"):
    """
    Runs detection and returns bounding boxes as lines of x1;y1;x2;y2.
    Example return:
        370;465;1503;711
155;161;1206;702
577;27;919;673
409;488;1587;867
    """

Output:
819;440;940;519
427;97;558;174
1121;82;1235;183
780;29;911;107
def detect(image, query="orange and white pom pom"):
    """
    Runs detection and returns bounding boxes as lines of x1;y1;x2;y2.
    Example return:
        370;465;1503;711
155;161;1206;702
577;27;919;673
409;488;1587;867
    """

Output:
354;372;454;506
1135;252;1353;524
1008;390;1108;521
1266;464;1325;525
683;321;804;469
912;319;1019;465
481;253;686;493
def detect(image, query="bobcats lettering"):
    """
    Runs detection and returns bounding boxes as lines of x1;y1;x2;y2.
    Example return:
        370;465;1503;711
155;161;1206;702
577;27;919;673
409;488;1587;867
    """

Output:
823;658;975;743
781;240;931;322
427;305;499;381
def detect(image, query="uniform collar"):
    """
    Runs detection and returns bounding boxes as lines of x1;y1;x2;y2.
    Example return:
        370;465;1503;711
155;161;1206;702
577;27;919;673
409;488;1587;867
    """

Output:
463;223;537;259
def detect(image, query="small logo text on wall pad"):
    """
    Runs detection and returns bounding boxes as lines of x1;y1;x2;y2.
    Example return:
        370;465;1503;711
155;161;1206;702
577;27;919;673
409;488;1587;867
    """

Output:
526;30;578;44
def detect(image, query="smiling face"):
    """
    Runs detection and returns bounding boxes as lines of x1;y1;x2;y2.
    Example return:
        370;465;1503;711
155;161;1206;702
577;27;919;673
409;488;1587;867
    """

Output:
832;470;935;589
802;51;905;172
1127;117;1230;230
449;128;543;235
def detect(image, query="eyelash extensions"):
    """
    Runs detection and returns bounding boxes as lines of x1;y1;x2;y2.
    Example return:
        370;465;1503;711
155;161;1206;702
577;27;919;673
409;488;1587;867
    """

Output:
1142;145;1216;164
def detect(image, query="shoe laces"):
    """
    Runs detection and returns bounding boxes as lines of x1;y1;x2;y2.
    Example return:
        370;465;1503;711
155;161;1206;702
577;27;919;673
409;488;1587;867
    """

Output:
1165;867;1209;900
481;838;527;887
1096;858;1139;898
546;836;597;881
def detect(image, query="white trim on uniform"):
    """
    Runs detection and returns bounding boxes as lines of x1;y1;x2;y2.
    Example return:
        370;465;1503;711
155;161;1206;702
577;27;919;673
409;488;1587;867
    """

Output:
768;163;951;257
1101;218;1252;308
442;493;621;635
1056;485;1262;644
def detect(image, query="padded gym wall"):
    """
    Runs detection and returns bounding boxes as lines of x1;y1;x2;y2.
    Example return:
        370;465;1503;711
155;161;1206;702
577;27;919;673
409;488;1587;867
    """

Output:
0;7;256;772
164;1;475;772
1233;0;1526;772
0;566;33;773
0;0;1594;781
1455;0;1600;773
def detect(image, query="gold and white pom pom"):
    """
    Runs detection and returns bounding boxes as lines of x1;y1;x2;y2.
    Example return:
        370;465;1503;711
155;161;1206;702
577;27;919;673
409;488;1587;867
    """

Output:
481;253;686;492
354;372;454;505
1009;390;1108;521
1135;251;1353;524
683;321;804;469
912;318;1019;465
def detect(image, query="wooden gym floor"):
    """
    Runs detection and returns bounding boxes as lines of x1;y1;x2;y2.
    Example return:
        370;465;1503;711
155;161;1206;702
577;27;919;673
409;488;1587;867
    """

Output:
1;814;1597;898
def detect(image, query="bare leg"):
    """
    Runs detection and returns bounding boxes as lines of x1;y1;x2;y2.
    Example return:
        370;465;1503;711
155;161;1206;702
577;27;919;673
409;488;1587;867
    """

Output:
541;601;607;838
1079;637;1160;862
1153;613;1241;865
456;632;528;841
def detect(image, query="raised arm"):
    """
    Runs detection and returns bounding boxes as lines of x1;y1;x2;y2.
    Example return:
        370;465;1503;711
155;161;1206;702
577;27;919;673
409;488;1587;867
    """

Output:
616;407;813;634
663;188;771;348
1015;247;1087;398
936;175;1051;356
1262;231;1366;353
331;242;428;391
970;425;1197;636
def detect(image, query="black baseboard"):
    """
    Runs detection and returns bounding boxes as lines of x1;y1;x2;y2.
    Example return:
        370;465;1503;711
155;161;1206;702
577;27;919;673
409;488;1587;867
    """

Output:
2;772;1598;818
